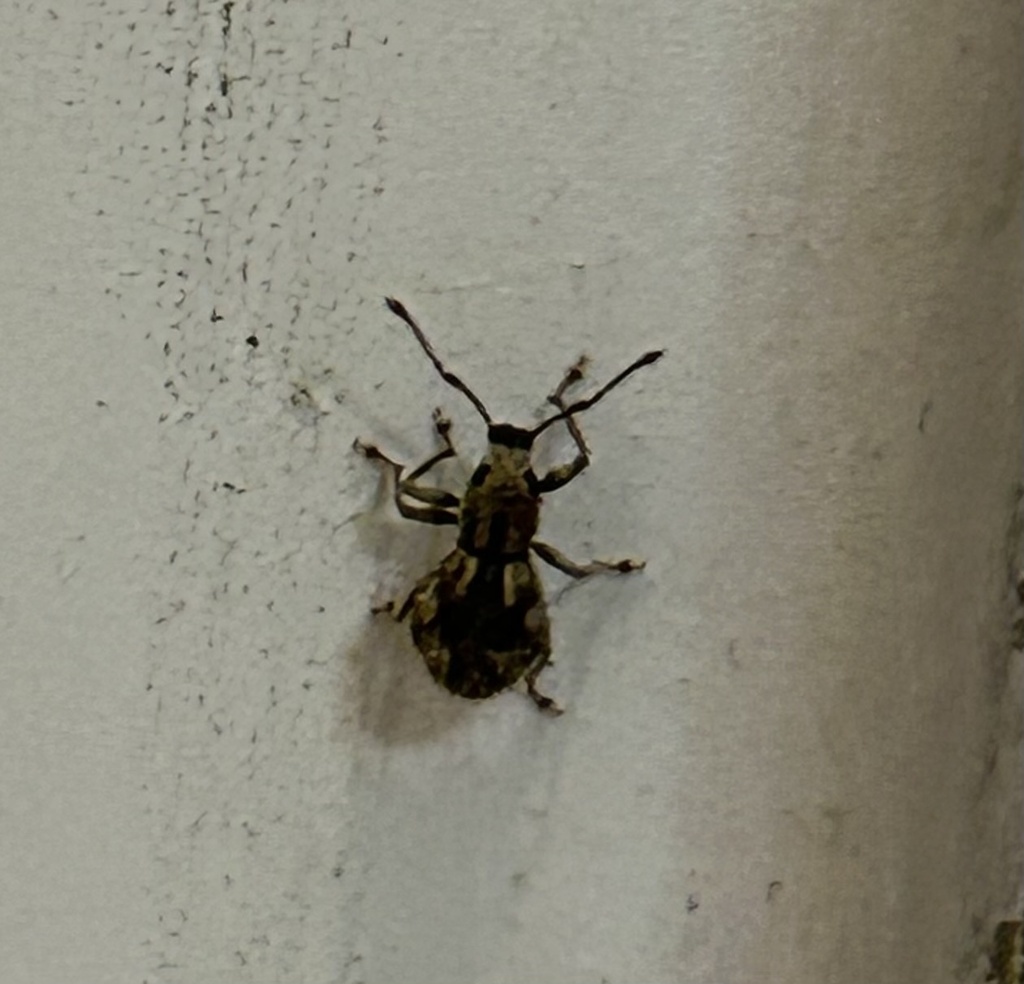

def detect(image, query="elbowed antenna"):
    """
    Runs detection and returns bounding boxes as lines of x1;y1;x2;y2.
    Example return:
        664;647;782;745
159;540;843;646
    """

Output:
531;348;665;438
384;297;493;423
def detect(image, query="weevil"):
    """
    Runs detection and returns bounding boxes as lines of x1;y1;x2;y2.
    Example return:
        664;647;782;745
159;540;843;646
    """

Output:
355;297;663;714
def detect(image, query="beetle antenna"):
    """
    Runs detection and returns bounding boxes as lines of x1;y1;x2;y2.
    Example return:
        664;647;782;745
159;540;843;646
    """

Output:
531;349;665;438
384;297;493;423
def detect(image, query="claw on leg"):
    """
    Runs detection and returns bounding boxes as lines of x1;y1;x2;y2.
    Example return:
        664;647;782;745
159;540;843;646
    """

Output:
549;355;591;409
527;684;564;716
525;657;563;716
431;407;452;440
353;438;399;468
370;588;415;622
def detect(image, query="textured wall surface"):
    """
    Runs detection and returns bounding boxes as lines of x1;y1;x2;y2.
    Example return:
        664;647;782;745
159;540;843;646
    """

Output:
1;2;1020;982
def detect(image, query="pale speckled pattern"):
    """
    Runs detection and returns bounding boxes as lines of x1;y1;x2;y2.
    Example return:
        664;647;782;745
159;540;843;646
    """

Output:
0;2;1021;983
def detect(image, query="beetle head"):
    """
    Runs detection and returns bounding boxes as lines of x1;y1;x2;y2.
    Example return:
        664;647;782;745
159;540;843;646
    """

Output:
487;423;535;450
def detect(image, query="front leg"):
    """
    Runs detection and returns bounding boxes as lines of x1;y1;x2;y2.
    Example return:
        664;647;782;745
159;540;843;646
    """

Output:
531;540;645;578
404;408;457;483
536;356;591;493
354;409;459;526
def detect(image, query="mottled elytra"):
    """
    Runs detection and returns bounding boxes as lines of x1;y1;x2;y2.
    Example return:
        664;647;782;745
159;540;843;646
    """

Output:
355;296;664;715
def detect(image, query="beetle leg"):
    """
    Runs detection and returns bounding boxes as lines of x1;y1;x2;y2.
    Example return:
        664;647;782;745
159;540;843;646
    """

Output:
535;455;589;493
354;408;461;521
392;499;457;525
398;487;458;511
403;408;456;482
531;539;645;578
396;410;460;507
524;657;563;716
371;585;417;621
550;355;590;455
536;356;591;493
354;437;458;526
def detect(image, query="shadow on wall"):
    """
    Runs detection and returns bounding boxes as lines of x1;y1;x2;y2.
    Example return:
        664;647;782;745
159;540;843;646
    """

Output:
338;457;477;745
338;612;478;746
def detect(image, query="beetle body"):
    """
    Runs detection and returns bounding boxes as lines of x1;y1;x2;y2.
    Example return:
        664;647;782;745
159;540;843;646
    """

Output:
356;298;663;714
398;428;550;701
404;549;550;700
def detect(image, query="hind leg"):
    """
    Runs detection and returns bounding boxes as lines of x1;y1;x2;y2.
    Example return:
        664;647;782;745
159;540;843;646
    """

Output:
524;655;563;716
370;585;417;621
531;540;644;578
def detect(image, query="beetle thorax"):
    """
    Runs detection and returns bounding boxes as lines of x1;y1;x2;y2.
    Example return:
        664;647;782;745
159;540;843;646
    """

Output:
457;443;540;557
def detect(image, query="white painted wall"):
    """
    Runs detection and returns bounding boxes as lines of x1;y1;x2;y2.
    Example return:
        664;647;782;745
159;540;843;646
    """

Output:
1;2;1020;983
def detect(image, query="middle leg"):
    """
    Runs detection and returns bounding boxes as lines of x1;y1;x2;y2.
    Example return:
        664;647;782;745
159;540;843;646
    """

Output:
531;539;645;578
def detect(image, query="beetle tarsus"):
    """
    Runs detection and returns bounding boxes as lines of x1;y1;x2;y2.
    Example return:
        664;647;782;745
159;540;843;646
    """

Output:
526;680;564;716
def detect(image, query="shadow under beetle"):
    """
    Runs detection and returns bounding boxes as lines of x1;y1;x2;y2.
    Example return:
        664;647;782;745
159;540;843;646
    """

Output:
355;297;664;715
